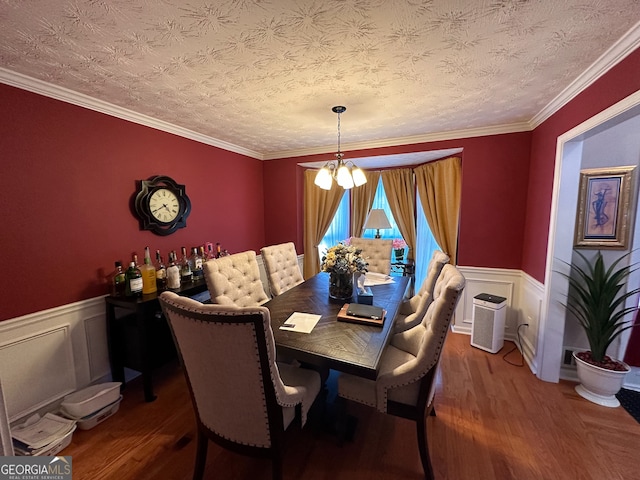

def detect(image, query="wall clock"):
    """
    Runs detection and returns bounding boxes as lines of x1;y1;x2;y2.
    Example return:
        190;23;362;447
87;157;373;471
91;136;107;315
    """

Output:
134;175;191;236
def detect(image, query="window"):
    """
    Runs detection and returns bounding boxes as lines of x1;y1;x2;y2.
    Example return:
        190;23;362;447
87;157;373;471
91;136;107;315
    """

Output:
317;191;350;259
361;178;403;241
319;177;439;290
415;191;441;290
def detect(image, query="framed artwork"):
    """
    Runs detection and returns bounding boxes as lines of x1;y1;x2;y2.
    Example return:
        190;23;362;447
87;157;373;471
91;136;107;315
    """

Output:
574;166;635;249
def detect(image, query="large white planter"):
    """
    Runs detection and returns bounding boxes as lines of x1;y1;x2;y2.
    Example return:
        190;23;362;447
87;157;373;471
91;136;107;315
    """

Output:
573;352;629;408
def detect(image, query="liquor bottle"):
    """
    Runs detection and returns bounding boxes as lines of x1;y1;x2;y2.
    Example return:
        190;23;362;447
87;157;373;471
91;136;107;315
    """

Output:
140;246;157;295
180;246;193;283
166;251;181;289
206;243;214;261
190;247;204;281
132;253;139;267
199;245;207;264
155;249;167;290
111;261;126;296
125;261;143;297
216;242;221;258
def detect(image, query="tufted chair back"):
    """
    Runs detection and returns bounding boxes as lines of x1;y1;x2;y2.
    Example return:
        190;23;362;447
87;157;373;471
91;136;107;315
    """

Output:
394;250;450;333
409;250;450;311
203;250;270;307
349;237;393;275
260;242;304;297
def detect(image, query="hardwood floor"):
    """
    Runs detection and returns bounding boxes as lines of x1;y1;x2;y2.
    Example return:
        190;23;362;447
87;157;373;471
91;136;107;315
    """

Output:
63;333;640;479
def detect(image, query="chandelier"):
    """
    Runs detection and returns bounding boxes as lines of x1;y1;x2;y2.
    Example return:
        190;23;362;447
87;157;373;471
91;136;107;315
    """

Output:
314;106;367;190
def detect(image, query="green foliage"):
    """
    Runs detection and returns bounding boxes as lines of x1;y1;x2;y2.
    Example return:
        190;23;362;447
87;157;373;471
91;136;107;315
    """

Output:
559;250;640;363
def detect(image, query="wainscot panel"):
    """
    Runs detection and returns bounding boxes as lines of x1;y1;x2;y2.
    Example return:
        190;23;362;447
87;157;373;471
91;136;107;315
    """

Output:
0;296;108;422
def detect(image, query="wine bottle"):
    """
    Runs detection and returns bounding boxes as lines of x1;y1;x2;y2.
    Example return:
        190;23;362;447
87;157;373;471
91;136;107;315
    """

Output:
180;246;193;283
155;249;167;290
166;251;181;289
190;247;204;281
125;261;143;297
112;261;126;296
140;246;157;294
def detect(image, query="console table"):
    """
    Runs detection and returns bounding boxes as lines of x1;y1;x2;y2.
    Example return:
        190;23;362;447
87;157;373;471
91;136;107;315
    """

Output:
105;279;210;402
390;259;415;277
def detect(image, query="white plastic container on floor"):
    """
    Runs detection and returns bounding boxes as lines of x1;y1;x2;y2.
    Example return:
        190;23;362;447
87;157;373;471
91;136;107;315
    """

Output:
60;382;121;418
74;396;123;430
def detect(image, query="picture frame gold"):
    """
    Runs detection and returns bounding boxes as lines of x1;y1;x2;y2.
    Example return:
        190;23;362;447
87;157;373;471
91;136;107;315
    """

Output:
574;166;635;249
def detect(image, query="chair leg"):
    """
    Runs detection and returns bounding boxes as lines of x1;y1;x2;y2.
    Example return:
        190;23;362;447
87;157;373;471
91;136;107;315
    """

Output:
271;454;283;480
193;429;208;480
416;414;435;480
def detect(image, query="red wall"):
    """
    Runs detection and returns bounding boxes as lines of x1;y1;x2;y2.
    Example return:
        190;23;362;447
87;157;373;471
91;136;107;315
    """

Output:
0;84;265;321
522;48;640;282
264;131;533;271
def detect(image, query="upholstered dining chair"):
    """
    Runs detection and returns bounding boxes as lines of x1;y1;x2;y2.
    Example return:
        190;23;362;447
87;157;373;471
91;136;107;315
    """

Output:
393;250;450;333
203;250;270;307
158;291;322;480
260;242;304;297
349;237;393;275
337;264;465;480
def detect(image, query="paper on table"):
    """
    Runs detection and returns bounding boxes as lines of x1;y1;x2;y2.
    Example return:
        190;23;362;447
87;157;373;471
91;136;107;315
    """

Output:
279;312;322;334
363;272;395;286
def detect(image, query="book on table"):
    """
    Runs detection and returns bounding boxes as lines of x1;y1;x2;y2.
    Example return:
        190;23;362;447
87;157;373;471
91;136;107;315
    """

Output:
337;303;386;326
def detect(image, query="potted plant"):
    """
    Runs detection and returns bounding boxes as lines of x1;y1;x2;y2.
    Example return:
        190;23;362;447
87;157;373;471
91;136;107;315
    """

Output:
392;238;407;262
320;242;368;302
559;250;640;407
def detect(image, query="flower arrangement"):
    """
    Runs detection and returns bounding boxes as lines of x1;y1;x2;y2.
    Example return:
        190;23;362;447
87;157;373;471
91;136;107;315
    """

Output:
320;242;368;275
392;238;407;250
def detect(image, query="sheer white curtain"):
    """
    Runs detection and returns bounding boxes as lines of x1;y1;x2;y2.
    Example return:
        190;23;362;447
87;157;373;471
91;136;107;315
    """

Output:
415;190;441;290
361;178;403;241
318;191;350;258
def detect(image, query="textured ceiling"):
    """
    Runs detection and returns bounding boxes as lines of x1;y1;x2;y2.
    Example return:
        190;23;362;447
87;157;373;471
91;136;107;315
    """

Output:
1;0;639;160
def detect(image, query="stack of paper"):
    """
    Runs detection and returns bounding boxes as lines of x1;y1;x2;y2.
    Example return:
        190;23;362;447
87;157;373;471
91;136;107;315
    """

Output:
12;413;76;456
363;272;395;286
279;312;322;333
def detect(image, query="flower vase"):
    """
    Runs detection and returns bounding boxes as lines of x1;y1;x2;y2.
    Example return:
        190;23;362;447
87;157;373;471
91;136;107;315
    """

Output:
329;272;353;302
394;248;405;263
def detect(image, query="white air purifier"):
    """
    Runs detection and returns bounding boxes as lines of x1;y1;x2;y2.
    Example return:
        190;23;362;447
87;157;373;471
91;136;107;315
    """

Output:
471;293;507;353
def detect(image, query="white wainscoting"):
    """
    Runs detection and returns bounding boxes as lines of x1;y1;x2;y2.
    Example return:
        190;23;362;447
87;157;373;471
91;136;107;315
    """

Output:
0;297;110;422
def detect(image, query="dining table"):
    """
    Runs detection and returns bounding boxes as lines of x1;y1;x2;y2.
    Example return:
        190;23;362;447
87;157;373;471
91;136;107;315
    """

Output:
265;272;409;380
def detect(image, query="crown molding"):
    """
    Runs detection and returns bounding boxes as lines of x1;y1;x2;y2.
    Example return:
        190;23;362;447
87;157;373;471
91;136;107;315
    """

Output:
263;121;532;160
0;68;264;160
530;21;640;128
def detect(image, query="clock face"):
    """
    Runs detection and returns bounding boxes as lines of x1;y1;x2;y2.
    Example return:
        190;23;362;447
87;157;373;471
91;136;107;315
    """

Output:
149;188;180;224
134;175;191;236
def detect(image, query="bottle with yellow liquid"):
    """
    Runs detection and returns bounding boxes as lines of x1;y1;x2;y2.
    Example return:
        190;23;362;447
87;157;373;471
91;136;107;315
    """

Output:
140;246;158;294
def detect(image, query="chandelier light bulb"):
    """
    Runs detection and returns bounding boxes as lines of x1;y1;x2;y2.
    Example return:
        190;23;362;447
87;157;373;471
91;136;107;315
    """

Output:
336;163;354;189
351;166;366;187
314;166;333;190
